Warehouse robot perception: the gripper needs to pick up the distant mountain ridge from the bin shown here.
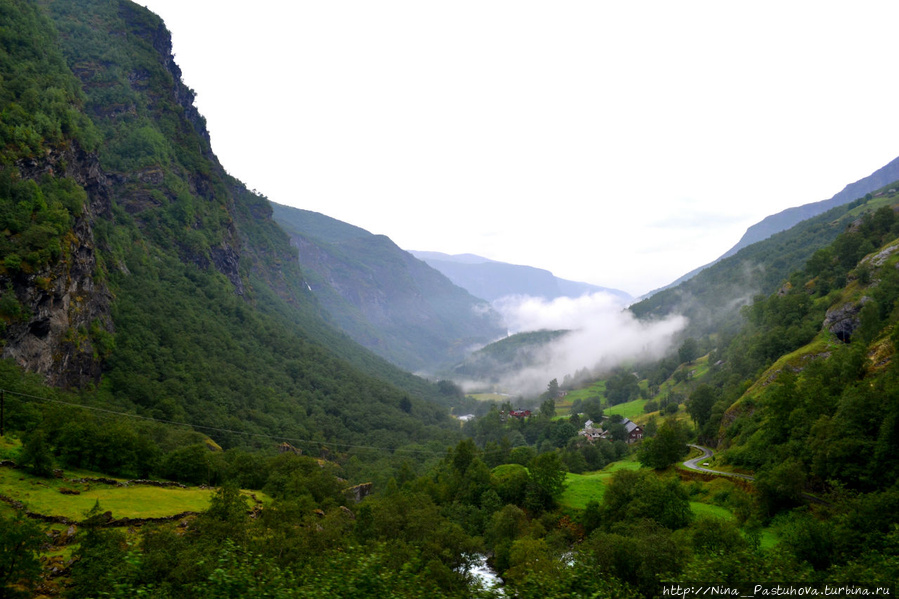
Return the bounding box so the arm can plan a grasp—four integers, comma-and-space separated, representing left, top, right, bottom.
410, 251, 632, 303
726, 155, 899, 257
651, 154, 899, 295
630, 187, 899, 340
270, 205, 506, 373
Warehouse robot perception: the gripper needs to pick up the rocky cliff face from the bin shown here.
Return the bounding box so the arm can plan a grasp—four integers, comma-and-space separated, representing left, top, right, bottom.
1, 145, 114, 388
0, 0, 248, 387
0, 0, 465, 458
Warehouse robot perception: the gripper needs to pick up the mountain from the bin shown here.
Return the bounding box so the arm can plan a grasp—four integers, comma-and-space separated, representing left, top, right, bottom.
0, 0, 462, 457
651, 154, 899, 294
410, 251, 632, 304
10, 3, 899, 596
724, 155, 899, 258
269, 204, 506, 373
630, 187, 899, 338
700, 198, 899, 493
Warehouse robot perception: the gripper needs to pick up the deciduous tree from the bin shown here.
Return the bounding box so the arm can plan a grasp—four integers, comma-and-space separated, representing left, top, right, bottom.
0, 513, 43, 598
525, 452, 567, 512
637, 418, 688, 470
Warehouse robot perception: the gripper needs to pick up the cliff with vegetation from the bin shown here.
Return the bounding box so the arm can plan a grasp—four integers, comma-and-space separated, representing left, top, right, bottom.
0, 0, 112, 388
3, 1, 899, 597
1, 0, 463, 463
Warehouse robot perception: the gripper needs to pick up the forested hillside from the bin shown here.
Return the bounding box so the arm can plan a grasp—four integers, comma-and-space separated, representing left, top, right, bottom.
704, 202, 899, 494
270, 203, 505, 373
652, 154, 899, 293
449, 329, 570, 384
2, 1, 899, 597
0, 0, 463, 470
630, 190, 899, 339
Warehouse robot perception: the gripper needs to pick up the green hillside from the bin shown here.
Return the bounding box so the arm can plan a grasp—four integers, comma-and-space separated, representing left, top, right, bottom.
271, 203, 506, 373
2, 0, 899, 596
630, 190, 899, 338
0, 0, 462, 469
709, 206, 899, 490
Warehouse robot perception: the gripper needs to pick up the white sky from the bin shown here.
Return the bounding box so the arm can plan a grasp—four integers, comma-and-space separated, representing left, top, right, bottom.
139, 1, 899, 297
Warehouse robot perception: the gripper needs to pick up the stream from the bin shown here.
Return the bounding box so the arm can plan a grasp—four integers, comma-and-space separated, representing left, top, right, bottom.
466, 554, 504, 595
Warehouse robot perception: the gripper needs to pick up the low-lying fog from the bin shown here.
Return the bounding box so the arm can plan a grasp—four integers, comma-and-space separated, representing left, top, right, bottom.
461, 292, 686, 397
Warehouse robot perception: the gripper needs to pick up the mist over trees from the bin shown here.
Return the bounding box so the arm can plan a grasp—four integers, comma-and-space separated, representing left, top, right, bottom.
3, 0, 899, 596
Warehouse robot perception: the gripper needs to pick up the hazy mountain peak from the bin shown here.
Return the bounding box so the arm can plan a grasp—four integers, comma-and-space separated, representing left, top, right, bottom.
408, 251, 498, 265
409, 251, 632, 303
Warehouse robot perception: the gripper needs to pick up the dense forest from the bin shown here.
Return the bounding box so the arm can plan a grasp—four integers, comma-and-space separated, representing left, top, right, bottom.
0, 0, 464, 458
1, 0, 898, 597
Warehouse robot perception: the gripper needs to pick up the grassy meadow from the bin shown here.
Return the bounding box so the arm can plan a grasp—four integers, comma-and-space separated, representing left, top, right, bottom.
560, 458, 641, 509
0, 437, 263, 521
562, 380, 606, 405
603, 398, 649, 421
0, 466, 216, 520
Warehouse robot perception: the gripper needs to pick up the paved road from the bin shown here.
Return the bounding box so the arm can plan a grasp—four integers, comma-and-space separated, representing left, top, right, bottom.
683, 445, 833, 505
682, 444, 754, 481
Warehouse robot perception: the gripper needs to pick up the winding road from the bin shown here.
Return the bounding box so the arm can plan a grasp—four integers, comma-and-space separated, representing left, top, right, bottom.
683, 444, 833, 505
682, 444, 754, 481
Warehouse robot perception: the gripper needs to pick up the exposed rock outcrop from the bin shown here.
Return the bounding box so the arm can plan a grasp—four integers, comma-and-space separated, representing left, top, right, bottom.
824, 297, 870, 343
1, 144, 114, 388
346, 482, 373, 503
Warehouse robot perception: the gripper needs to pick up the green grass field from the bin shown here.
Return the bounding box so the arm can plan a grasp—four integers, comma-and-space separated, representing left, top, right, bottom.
689, 501, 734, 520
0, 467, 216, 519
604, 398, 649, 421
0, 435, 21, 460
560, 459, 642, 509
563, 381, 607, 406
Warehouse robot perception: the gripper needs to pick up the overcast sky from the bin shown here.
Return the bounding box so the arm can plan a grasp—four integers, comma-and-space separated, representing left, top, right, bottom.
139, 1, 899, 297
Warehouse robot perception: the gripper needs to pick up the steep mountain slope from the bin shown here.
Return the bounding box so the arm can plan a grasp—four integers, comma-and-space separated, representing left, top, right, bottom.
270, 204, 505, 373
410, 250, 632, 303
0, 0, 110, 388
0, 0, 461, 455
701, 201, 899, 494
724, 155, 899, 259
654, 154, 899, 293
629, 188, 899, 339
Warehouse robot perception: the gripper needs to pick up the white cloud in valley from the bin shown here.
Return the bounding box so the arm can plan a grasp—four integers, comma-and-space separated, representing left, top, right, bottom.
477, 293, 687, 396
